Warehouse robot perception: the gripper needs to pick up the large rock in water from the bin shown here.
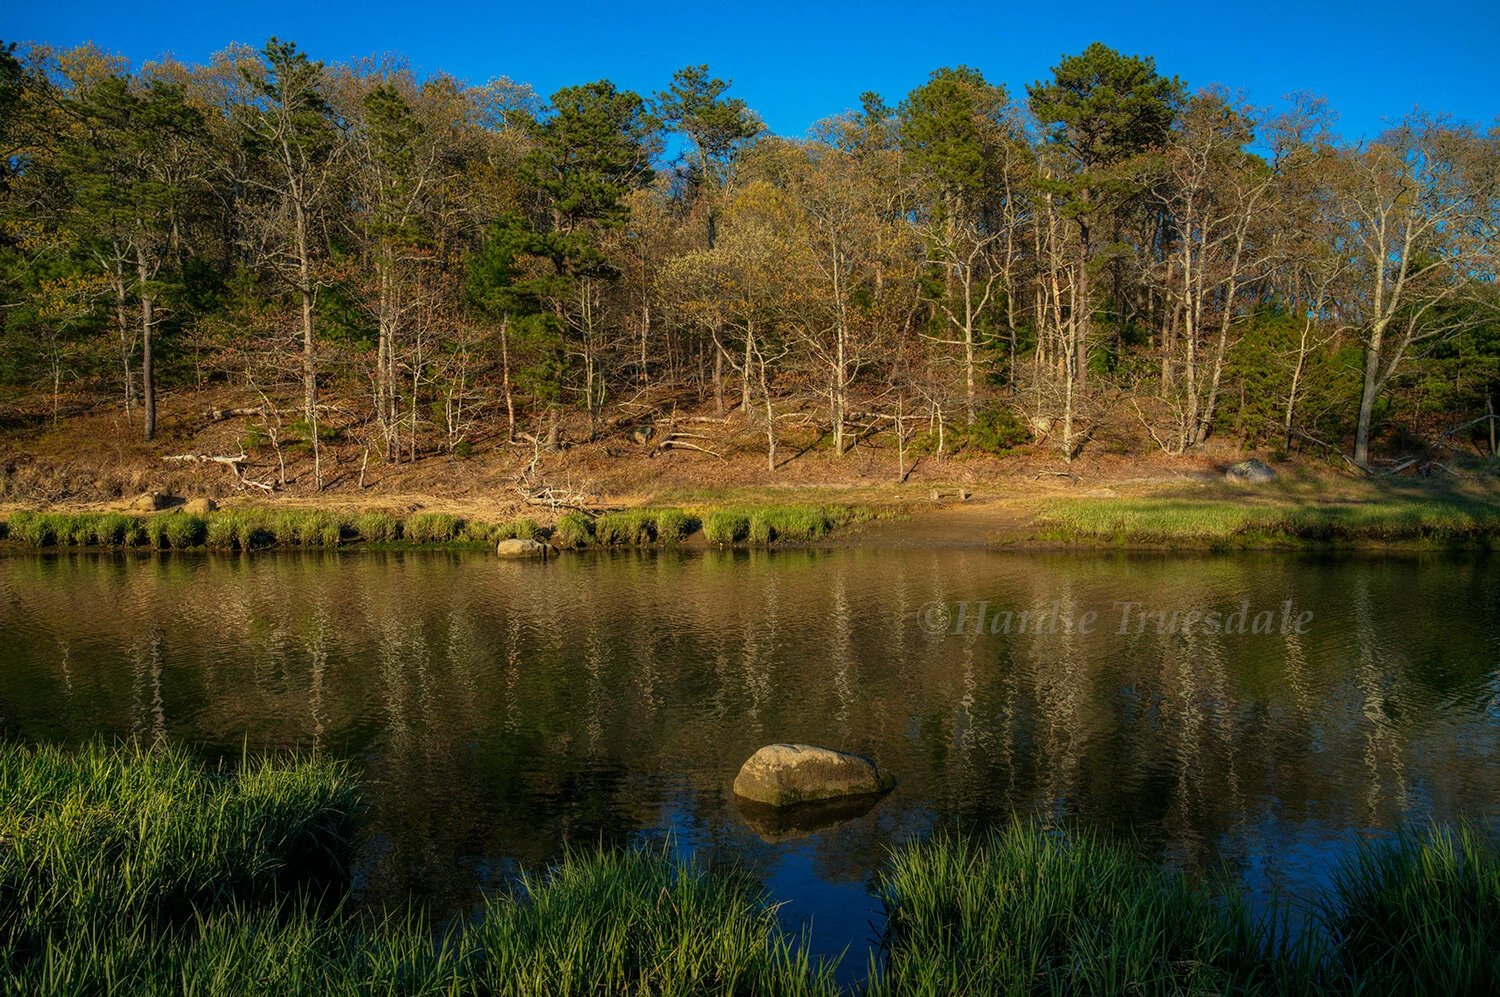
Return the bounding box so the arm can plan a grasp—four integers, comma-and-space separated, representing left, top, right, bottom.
1225, 459, 1277, 484
732, 743, 895, 807
496, 537, 555, 559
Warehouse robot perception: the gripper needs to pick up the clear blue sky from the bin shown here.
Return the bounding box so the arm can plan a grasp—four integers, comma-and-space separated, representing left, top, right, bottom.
7, 0, 1497, 140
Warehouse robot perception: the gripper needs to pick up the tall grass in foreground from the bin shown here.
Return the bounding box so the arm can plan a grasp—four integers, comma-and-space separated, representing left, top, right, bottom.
870, 824, 1279, 996
4, 743, 1494, 995
1318, 824, 1500, 992
0, 742, 360, 937
467, 848, 838, 996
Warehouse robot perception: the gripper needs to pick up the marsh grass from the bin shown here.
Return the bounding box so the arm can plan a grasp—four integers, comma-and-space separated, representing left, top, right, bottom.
553, 511, 595, 548
594, 509, 660, 545
706, 505, 870, 546
468, 846, 838, 996
870, 823, 1280, 996
1034, 494, 1500, 549
702, 510, 749, 545
0, 510, 553, 551
1, 744, 1494, 995
1317, 823, 1500, 992
403, 513, 461, 544
0, 741, 359, 940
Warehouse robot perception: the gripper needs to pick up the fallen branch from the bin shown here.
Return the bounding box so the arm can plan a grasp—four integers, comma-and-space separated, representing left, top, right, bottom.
163, 452, 274, 493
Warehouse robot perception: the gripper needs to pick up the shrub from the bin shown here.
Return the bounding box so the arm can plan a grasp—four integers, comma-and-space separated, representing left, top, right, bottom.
553, 511, 595, 548
965, 403, 1031, 454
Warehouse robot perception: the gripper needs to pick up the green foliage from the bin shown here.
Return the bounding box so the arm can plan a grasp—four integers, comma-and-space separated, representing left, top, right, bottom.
1034, 494, 1500, 549
553, 511, 595, 548
651, 508, 695, 543
963, 403, 1030, 454
468, 846, 836, 996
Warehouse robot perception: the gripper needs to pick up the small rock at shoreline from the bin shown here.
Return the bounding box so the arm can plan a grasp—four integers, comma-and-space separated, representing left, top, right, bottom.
133, 492, 169, 511
733, 743, 895, 807
183, 498, 217, 514
496, 537, 556, 559
1225, 459, 1277, 484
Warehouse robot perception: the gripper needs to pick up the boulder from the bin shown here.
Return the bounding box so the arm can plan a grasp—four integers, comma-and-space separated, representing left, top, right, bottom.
1225, 459, 1277, 484
183, 498, 218, 515
629, 425, 655, 446
496, 537, 555, 559
732, 743, 895, 808
133, 492, 169, 511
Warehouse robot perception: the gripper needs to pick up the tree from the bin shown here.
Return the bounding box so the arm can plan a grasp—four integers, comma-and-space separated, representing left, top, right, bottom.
241, 38, 341, 478
1028, 43, 1183, 386
1330, 117, 1495, 466
900, 66, 1013, 422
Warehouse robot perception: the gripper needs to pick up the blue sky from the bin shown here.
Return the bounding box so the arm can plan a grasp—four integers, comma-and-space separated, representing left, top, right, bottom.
7, 0, 1497, 140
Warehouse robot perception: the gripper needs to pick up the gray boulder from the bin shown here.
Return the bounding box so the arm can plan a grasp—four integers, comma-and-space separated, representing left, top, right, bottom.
133, 492, 169, 511
732, 743, 895, 807
496, 537, 555, 559
183, 498, 217, 515
1225, 459, 1277, 484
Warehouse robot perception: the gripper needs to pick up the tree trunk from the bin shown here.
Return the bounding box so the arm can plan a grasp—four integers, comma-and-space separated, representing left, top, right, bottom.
1354, 325, 1385, 466
138, 257, 156, 443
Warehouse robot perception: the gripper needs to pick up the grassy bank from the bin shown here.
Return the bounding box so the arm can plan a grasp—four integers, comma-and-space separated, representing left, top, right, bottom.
0, 502, 881, 553
3, 743, 1495, 994
1026, 491, 1500, 550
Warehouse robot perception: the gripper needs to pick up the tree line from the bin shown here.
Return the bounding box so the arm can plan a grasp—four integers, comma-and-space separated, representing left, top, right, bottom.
0, 38, 1496, 481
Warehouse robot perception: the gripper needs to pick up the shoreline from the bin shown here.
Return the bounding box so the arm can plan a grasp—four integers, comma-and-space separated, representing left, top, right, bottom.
4, 481, 1500, 553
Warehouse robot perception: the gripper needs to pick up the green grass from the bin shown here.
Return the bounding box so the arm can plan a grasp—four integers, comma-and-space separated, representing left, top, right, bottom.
0, 510, 551, 552
467, 847, 837, 996
870, 823, 1279, 996
592, 508, 699, 545
2, 743, 1495, 994
704, 505, 873, 546
1031, 494, 1500, 550
0, 741, 359, 936
1318, 823, 1500, 992
552, 511, 595, 548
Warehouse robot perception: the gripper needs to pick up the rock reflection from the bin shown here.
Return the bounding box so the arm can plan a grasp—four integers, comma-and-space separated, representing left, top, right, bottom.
735, 792, 890, 844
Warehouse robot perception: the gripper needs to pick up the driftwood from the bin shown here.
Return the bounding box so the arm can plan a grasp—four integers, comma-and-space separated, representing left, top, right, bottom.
163, 452, 274, 493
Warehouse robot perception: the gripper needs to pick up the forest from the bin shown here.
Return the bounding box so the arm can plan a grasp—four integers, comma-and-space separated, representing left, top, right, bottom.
0, 38, 1496, 487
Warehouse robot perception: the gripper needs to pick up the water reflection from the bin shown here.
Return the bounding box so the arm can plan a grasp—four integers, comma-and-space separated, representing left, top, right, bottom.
1, 548, 1498, 958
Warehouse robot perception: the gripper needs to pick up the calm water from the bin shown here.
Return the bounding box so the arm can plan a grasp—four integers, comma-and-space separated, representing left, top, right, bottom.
2, 547, 1498, 966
